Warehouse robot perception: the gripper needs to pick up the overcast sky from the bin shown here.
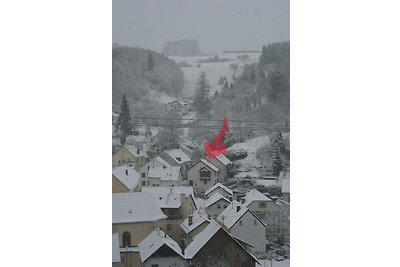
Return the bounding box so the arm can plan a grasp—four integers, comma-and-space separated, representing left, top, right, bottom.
113, 0, 289, 53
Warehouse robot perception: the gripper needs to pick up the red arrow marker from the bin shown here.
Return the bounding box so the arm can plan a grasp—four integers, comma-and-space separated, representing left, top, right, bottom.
204, 116, 228, 158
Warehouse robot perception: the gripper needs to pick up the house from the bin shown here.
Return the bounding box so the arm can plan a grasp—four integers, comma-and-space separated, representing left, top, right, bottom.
165, 97, 193, 116
112, 192, 167, 267
204, 192, 231, 219
217, 200, 268, 253
139, 156, 182, 187
242, 189, 280, 229
205, 182, 233, 199
180, 210, 211, 244
150, 131, 180, 153
141, 186, 197, 241
112, 144, 149, 168
125, 134, 146, 147
138, 228, 186, 267
112, 165, 141, 193
208, 154, 234, 181
159, 148, 192, 179
184, 220, 259, 267
112, 232, 121, 267
186, 159, 220, 192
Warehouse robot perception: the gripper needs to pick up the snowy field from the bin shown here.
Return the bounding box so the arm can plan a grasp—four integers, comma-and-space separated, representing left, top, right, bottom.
228, 135, 271, 178
256, 259, 290, 267
169, 52, 260, 98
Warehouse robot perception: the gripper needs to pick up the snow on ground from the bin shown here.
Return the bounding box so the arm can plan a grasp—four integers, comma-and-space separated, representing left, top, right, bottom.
169, 52, 260, 98
228, 135, 271, 178
256, 259, 290, 267
256, 179, 278, 187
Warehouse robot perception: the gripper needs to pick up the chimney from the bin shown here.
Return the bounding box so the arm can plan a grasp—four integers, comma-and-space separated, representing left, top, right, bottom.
236, 195, 242, 202
241, 198, 246, 204
125, 169, 128, 175
237, 206, 241, 212
188, 215, 193, 226
228, 195, 233, 201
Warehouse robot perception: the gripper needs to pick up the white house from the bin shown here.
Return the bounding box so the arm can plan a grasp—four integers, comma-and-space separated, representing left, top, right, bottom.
180, 209, 211, 244
243, 189, 279, 225
186, 159, 220, 192
217, 200, 268, 253
139, 156, 182, 187
205, 182, 233, 199
160, 148, 192, 179
138, 228, 186, 267
204, 192, 231, 219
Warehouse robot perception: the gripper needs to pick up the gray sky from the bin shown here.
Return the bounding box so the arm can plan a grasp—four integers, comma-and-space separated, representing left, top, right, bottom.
113, 0, 289, 53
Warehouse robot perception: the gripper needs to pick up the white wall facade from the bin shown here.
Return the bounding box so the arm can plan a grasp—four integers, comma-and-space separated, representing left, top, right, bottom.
187, 162, 219, 192
230, 210, 267, 253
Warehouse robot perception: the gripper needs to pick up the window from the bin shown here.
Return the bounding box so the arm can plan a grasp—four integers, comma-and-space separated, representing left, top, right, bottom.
200, 169, 211, 178
141, 173, 146, 178
148, 166, 150, 170
217, 204, 221, 209
254, 219, 257, 225
142, 181, 146, 186
122, 232, 131, 247
203, 180, 207, 185
259, 202, 266, 208
223, 205, 227, 209
147, 181, 149, 186
151, 265, 159, 267
239, 220, 242, 226
189, 180, 194, 186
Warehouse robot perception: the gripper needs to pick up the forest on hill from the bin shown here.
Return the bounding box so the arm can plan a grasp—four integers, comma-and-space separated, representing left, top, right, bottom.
112, 46, 185, 111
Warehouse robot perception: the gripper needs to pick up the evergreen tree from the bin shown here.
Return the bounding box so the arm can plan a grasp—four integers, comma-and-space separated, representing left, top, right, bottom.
270, 131, 287, 175
193, 71, 212, 115
116, 93, 133, 146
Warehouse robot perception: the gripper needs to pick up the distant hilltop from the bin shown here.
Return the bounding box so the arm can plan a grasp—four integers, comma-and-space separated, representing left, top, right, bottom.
162, 39, 200, 56
223, 48, 261, 54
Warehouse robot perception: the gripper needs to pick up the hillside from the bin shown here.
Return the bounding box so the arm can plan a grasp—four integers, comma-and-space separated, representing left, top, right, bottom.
112, 46, 185, 112
162, 39, 200, 56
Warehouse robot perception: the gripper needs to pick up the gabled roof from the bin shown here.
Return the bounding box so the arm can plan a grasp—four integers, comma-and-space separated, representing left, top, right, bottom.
214, 154, 232, 166
124, 144, 147, 157
243, 189, 272, 206
184, 220, 221, 259
112, 166, 140, 190
146, 156, 181, 181
141, 186, 197, 209
184, 220, 260, 264
164, 149, 191, 165
205, 192, 231, 208
199, 159, 219, 172
217, 200, 267, 229
180, 210, 210, 234
112, 192, 167, 224
112, 232, 120, 263
205, 182, 233, 196
166, 99, 185, 107
138, 228, 184, 262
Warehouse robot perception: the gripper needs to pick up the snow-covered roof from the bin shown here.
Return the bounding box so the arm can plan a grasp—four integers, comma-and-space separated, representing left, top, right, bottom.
205, 192, 231, 208
166, 99, 185, 107
243, 189, 272, 206
180, 210, 210, 234
200, 159, 219, 172
138, 228, 184, 263
125, 144, 147, 157
112, 166, 140, 190
184, 220, 221, 259
256, 179, 278, 187
112, 192, 167, 224
205, 182, 233, 196
147, 156, 181, 181
195, 197, 206, 210
112, 232, 120, 263
164, 149, 191, 165
217, 200, 267, 229
141, 186, 196, 209
217, 200, 248, 229
214, 154, 232, 166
